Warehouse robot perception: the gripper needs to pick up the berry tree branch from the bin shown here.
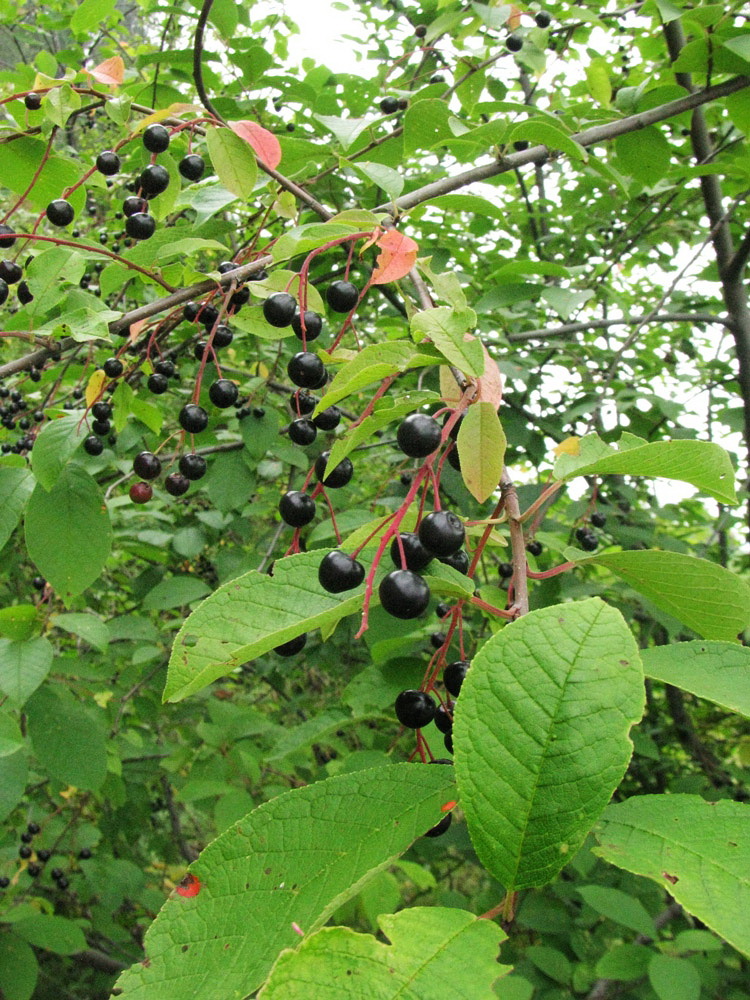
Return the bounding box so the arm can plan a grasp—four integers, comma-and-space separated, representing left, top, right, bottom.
500, 470, 529, 618
506, 312, 738, 342
723, 225, 750, 286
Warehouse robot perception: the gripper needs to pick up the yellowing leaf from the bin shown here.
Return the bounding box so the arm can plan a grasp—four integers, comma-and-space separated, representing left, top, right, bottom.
85, 369, 107, 408
439, 365, 464, 405
229, 120, 282, 169
85, 56, 124, 87
136, 104, 202, 130
457, 402, 506, 503
554, 436, 581, 457
371, 229, 419, 284
93, 690, 114, 708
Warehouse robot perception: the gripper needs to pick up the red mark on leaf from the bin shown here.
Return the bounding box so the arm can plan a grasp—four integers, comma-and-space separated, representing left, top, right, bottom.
662, 872, 679, 885
229, 121, 282, 169
176, 874, 201, 898
371, 229, 419, 285
291, 922, 304, 936
440, 800, 457, 813
84, 56, 124, 87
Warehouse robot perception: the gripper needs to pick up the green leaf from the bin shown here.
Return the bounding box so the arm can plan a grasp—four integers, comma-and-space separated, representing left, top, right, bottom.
31, 415, 87, 491
258, 907, 507, 998
410, 307, 483, 376
155, 238, 228, 263
0, 468, 34, 554
585, 58, 612, 106
13, 915, 87, 956
413, 193, 509, 223
349, 160, 404, 200
569, 550, 750, 641
24, 466, 112, 606
723, 36, 750, 63
615, 126, 671, 185
553, 435, 737, 504
205, 126, 258, 200
642, 641, 750, 717
324, 391, 439, 473
70, 0, 116, 33
113, 764, 455, 1000
165, 552, 367, 702
0, 934, 38, 1000
403, 99, 453, 154
314, 343, 443, 414
595, 795, 750, 958
508, 121, 587, 161
26, 686, 107, 791
577, 885, 654, 936
0, 137, 85, 213
526, 945, 571, 985
649, 0, 684, 22
455, 598, 644, 889
44, 84, 81, 129
0, 750, 28, 823
0, 637, 54, 706
51, 612, 109, 651
594, 944, 652, 981
25, 247, 86, 316
142, 576, 212, 611
648, 954, 701, 1000
314, 114, 375, 150
0, 605, 39, 641
456, 402, 506, 503
0, 712, 23, 757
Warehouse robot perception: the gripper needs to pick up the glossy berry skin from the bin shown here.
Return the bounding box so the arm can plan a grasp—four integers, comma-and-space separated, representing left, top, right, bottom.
78, 847, 92, 860
436, 602, 451, 619
96, 150, 120, 175
288, 418, 317, 446
415, 24, 427, 37
92, 419, 110, 436
27, 862, 41, 877
0, 225, 16, 248
179, 453, 207, 480
165, 472, 190, 496
326, 280, 359, 313
263, 292, 297, 328
139, 164, 170, 197
418, 511, 465, 557
0, 259, 22, 284
143, 123, 170, 153
507, 33, 523, 51
318, 550, 365, 593
147, 373, 169, 394
153, 360, 175, 377
444, 660, 469, 697
397, 413, 441, 458
439, 549, 470, 574
103, 358, 123, 378
389, 532, 433, 572
200, 305, 219, 329
430, 631, 446, 650
212, 324, 233, 348
315, 452, 353, 489
229, 287, 250, 310
535, 10, 551, 27
274, 633, 307, 656
294, 392, 317, 416
126, 213, 155, 240
208, 379, 238, 408
19, 844, 32, 859
379, 570, 430, 619
129, 481, 152, 504
526, 540, 543, 557
36, 849, 51, 862
279, 491, 316, 528
0, 279, 8, 306
46, 199, 75, 227
434, 703, 453, 735
395, 689, 435, 728
313, 406, 341, 431
287, 352, 326, 390
27, 822, 40, 835
83, 434, 104, 456
424, 813, 452, 838
576, 529, 599, 552
380, 96, 399, 113
179, 154, 205, 181
591, 511, 607, 528
25, 92, 42, 110
179, 404, 209, 434
133, 451, 161, 480
91, 402, 111, 420
123, 195, 148, 217
17, 280, 33, 304
498, 561, 513, 578
291, 309, 322, 341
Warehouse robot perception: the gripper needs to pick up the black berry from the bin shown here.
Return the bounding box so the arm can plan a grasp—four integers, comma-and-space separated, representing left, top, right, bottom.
591, 511, 607, 528
165, 473, 190, 496
288, 418, 317, 446
123, 196, 148, 216
153, 360, 175, 377
430, 632, 446, 650
24, 92, 42, 110
434, 703, 453, 734
444, 660, 469, 696
36, 849, 51, 862
179, 453, 207, 480
439, 549, 470, 574
45, 200, 75, 227
526, 540, 543, 556
133, 451, 161, 480
126, 213, 156, 240
379, 570, 430, 619
274, 633, 307, 656
0, 260, 22, 283
208, 379, 238, 408
212, 324, 233, 348
32, 576, 45, 590
17, 280, 33, 304
318, 550, 365, 593
139, 164, 170, 197
287, 352, 327, 389
315, 451, 353, 488
0, 876, 9, 888
418, 510, 465, 556
147, 373, 169, 394
263, 292, 297, 327
19, 845, 32, 858
389, 532, 433, 572
96, 150, 120, 175
179, 154, 205, 181
0, 225, 16, 249
103, 358, 123, 378
78, 847, 92, 860
26, 822, 40, 835
27, 862, 41, 877
576, 528, 599, 552
535, 10, 551, 28
507, 33, 523, 52
498, 562, 513, 578
0, 279, 8, 306
291, 309, 323, 341
395, 689, 435, 728
380, 96, 399, 114
415, 24, 427, 37
92, 419, 110, 436
179, 404, 209, 434
313, 406, 341, 431
279, 491, 316, 528
83, 434, 104, 456
294, 392, 316, 416
397, 413, 441, 458
91, 402, 111, 420
143, 123, 170, 153
51, 867, 64, 880
326, 280, 359, 313
436, 602, 451, 618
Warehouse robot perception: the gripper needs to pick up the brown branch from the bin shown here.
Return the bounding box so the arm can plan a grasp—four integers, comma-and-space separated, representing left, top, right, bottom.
161, 775, 199, 863
500, 470, 529, 617
723, 226, 750, 285
75, 948, 128, 974
508, 312, 737, 342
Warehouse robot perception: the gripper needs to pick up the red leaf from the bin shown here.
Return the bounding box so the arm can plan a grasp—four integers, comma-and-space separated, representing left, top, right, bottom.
85, 56, 124, 87
228, 120, 282, 169
176, 873, 201, 898
371, 229, 419, 285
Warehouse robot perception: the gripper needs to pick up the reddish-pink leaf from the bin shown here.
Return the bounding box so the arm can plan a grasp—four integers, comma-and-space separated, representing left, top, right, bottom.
228, 120, 282, 169
475, 342, 503, 408
371, 229, 419, 284
85, 56, 124, 86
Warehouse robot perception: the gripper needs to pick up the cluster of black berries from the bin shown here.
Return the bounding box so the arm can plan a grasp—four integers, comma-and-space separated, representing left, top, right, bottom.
0, 248, 36, 318
507, 10, 551, 53
0, 379, 42, 454
5, 821, 91, 885
129, 449, 201, 503
576, 511, 606, 552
